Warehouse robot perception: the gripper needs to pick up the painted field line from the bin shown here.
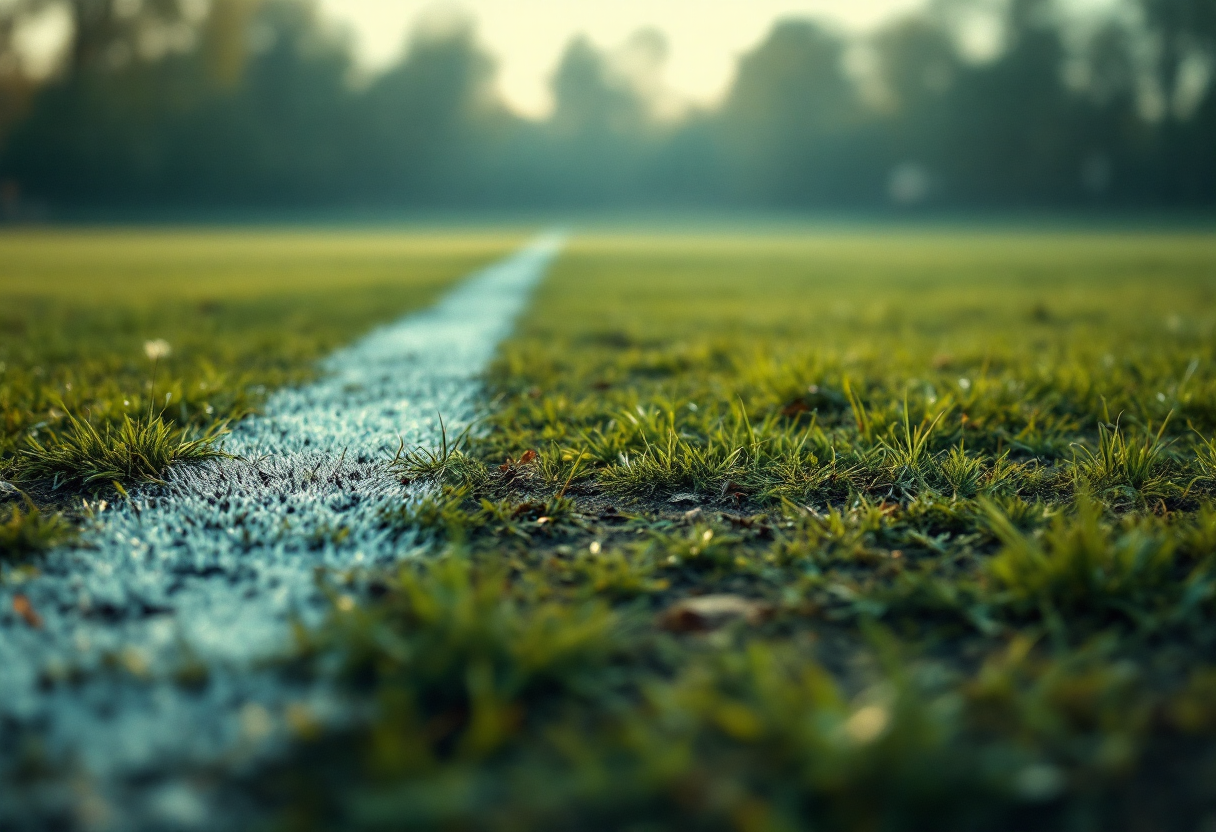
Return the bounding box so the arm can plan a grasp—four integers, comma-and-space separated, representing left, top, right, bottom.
0, 232, 564, 830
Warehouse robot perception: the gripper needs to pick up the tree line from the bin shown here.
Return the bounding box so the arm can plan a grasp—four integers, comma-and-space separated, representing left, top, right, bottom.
0, 0, 1211, 212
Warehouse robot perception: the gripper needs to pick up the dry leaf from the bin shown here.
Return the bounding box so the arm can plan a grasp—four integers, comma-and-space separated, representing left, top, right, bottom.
13, 594, 42, 628
659, 594, 771, 632
501, 449, 539, 473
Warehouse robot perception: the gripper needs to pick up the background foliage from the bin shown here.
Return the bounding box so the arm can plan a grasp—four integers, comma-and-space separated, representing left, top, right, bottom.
0, 0, 1211, 212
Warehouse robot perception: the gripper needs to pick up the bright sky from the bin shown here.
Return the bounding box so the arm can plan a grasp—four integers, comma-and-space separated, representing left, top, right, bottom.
316, 1, 932, 117
10, 0, 1119, 116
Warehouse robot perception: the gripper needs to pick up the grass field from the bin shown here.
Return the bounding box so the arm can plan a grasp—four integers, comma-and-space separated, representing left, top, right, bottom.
272, 230, 1216, 831
0, 229, 520, 545
6, 227, 1216, 830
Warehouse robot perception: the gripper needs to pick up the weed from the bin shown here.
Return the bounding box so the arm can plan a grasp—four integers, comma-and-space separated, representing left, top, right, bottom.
939, 444, 985, 498
881, 398, 949, 486
843, 376, 875, 444
1193, 431, 1216, 484
985, 497, 1179, 627
1073, 412, 1175, 504
390, 416, 488, 489
14, 411, 228, 489
979, 451, 1027, 497
601, 426, 745, 498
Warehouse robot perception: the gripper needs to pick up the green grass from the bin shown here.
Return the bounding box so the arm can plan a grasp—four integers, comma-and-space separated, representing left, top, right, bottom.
274, 230, 1216, 831
7, 227, 1216, 829
0, 500, 73, 558
0, 228, 521, 501
13, 411, 230, 489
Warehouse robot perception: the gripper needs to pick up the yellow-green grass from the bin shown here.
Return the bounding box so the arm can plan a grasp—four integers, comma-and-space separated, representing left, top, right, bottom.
486, 231, 1216, 500
0, 228, 522, 522
282, 230, 1216, 831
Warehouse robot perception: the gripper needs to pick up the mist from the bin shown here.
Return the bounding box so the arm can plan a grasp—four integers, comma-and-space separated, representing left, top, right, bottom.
0, 0, 1211, 216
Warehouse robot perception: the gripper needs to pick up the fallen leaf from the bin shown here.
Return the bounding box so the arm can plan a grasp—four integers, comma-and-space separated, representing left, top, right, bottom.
659, 594, 771, 632
501, 449, 539, 473
13, 594, 42, 628
669, 492, 700, 505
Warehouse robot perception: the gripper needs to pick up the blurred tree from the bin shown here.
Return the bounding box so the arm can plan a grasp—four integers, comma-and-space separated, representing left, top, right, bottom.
1074, 20, 1151, 203
203, 0, 258, 89
0, 2, 36, 215
872, 15, 963, 205
536, 35, 656, 205
938, 0, 1085, 203
58, 0, 192, 76
358, 15, 505, 204
1138, 0, 1216, 203
0, 3, 35, 140
0, 0, 1209, 212
0, 0, 360, 204
1139, 0, 1215, 111
550, 35, 646, 141
717, 20, 872, 206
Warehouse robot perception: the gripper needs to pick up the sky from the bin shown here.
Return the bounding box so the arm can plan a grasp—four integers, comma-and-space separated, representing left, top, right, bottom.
315, 0, 933, 117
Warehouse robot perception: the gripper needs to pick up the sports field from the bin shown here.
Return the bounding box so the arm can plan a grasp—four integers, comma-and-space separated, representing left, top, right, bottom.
0, 230, 520, 503
3, 228, 1216, 830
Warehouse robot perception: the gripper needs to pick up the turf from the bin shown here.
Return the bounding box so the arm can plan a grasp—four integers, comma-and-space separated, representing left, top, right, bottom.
0, 227, 522, 532
275, 230, 1216, 831
7, 227, 1216, 829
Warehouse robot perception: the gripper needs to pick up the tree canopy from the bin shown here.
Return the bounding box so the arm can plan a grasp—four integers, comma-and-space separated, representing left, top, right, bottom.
0, 0, 1210, 213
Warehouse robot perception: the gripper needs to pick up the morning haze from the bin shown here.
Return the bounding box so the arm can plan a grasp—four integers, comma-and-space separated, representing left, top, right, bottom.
0, 0, 1207, 213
